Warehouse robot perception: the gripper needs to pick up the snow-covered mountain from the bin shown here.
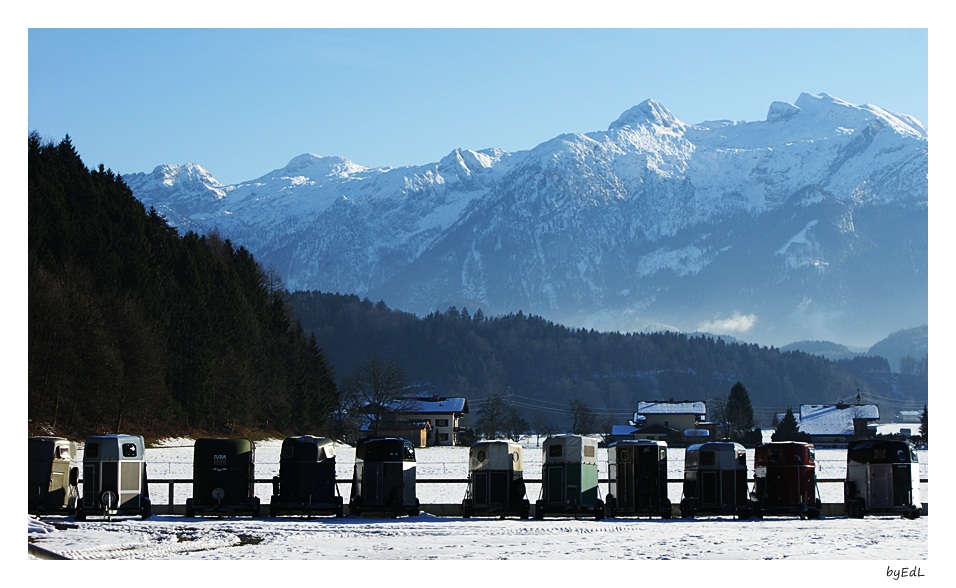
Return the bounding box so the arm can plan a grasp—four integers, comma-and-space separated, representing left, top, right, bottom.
124, 93, 928, 348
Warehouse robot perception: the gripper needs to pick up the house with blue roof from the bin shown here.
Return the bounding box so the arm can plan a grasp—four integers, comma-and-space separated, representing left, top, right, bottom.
385, 396, 469, 446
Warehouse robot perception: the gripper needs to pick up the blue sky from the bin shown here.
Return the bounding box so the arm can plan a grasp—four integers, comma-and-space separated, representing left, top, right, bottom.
26, 27, 928, 185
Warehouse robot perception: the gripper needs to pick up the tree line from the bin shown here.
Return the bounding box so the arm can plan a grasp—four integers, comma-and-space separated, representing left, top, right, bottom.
289, 291, 893, 431
28, 134, 338, 439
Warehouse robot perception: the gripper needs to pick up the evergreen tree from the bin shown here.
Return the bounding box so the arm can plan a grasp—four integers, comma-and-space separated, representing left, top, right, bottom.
725, 381, 756, 441
771, 407, 809, 442
28, 133, 339, 438
920, 404, 928, 443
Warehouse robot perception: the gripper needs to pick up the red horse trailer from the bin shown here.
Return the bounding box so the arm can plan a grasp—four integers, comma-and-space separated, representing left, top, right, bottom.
752, 441, 821, 519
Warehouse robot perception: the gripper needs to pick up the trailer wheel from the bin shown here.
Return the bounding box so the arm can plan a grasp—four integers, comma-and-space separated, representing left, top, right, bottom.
905, 506, 921, 520
680, 498, 695, 519
660, 499, 672, 519
520, 500, 530, 520
605, 495, 617, 518
846, 498, 865, 519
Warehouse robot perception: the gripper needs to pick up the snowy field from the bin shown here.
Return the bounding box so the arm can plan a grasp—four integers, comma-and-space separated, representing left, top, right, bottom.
26, 437, 930, 570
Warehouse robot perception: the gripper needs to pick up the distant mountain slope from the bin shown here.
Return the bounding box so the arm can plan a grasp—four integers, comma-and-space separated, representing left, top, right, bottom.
125, 93, 928, 348
782, 325, 928, 375
868, 325, 929, 372
780, 340, 862, 362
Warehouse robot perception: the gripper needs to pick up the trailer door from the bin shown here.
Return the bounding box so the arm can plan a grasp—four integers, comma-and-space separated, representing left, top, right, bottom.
868, 464, 894, 509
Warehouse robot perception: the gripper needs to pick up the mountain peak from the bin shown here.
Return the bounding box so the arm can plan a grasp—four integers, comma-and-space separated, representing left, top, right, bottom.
792, 92, 926, 137
767, 101, 801, 123
609, 99, 684, 131
277, 153, 367, 179
150, 162, 221, 187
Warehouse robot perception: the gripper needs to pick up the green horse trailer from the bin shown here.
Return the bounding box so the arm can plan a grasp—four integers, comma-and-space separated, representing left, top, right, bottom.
534, 435, 604, 520
186, 438, 261, 517
462, 440, 530, 518
269, 436, 343, 517
28, 436, 79, 516
605, 439, 671, 518
76, 434, 151, 520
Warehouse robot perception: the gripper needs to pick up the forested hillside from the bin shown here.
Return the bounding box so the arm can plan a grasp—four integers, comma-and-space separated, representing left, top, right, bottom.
289, 291, 899, 428
28, 134, 338, 439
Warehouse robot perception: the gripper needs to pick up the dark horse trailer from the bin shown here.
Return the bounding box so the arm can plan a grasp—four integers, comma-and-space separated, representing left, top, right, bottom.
349, 437, 420, 517
605, 439, 671, 518
28, 436, 79, 515
844, 439, 922, 519
270, 436, 343, 517
752, 441, 821, 519
534, 435, 604, 520
680, 441, 752, 519
186, 438, 261, 517
76, 434, 151, 520
462, 440, 530, 518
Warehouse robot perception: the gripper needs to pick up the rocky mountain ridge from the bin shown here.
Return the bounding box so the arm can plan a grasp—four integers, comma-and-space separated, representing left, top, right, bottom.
124, 92, 928, 348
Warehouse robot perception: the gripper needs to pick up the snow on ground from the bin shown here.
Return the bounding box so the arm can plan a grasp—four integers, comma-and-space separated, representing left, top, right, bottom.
25, 438, 930, 576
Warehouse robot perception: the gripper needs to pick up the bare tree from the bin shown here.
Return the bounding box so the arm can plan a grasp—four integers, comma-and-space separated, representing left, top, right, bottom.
710, 394, 730, 439
568, 398, 597, 435
341, 355, 409, 436
531, 411, 553, 447
476, 393, 508, 439
504, 405, 529, 442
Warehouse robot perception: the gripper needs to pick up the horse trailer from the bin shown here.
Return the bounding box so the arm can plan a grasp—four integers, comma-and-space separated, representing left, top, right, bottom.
269, 436, 343, 517
186, 438, 261, 517
349, 437, 420, 517
28, 436, 79, 515
462, 440, 530, 518
534, 435, 604, 520
680, 441, 752, 519
606, 439, 671, 518
76, 434, 151, 520
752, 441, 821, 519
844, 439, 922, 519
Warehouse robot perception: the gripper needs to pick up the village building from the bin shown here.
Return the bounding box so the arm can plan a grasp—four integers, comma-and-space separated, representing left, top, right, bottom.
381, 396, 469, 447
608, 400, 714, 444
795, 403, 881, 444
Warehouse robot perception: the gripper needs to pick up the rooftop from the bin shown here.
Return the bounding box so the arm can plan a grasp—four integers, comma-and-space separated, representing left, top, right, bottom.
798, 404, 880, 436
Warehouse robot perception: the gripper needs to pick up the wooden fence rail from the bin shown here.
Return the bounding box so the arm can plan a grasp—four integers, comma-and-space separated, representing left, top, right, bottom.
141, 477, 928, 509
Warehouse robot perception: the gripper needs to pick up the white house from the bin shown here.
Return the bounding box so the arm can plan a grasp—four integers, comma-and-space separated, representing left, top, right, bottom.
796, 403, 880, 444
390, 396, 469, 446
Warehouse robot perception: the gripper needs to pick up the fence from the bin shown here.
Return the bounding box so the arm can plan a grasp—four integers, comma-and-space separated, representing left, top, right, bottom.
139, 476, 928, 518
